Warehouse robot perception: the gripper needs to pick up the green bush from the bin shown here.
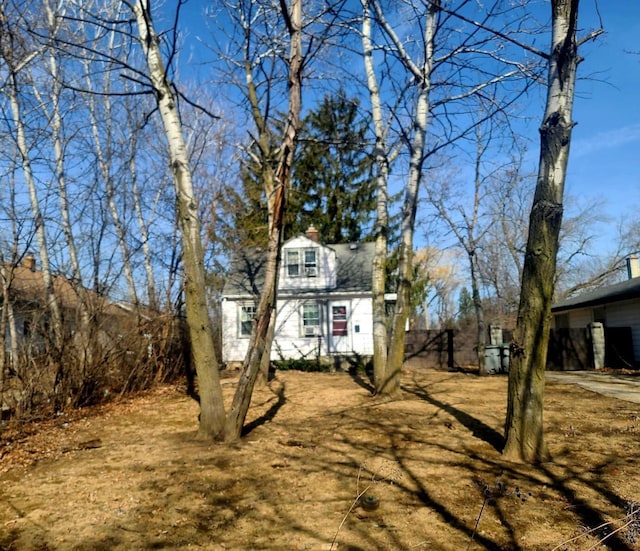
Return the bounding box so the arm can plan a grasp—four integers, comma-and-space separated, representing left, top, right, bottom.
273, 358, 329, 372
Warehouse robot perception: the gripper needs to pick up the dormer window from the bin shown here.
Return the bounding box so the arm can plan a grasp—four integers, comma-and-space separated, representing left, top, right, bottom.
286, 248, 317, 278
286, 250, 300, 277
304, 249, 317, 277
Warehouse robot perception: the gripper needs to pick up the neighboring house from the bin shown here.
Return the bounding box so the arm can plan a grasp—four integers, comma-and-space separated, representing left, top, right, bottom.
222, 227, 378, 365
0, 255, 161, 357
551, 257, 640, 368
0, 255, 90, 353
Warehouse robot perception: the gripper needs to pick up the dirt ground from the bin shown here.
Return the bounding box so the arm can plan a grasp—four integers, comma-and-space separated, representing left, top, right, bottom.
1, 367, 639, 551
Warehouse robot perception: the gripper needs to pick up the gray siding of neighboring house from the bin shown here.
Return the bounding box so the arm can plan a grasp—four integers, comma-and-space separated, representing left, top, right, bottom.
553, 297, 640, 363
554, 308, 592, 329
605, 298, 640, 362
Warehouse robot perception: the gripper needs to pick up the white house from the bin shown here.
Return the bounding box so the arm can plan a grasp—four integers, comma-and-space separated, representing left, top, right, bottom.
221, 227, 376, 365
551, 256, 640, 368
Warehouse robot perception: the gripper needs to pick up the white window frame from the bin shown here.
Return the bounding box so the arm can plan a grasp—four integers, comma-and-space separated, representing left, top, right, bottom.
304, 248, 317, 277
302, 302, 320, 337
286, 247, 318, 278
286, 250, 301, 277
239, 303, 256, 337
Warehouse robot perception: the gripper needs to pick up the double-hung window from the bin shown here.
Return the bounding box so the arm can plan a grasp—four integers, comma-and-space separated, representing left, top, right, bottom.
240, 304, 256, 337
302, 303, 320, 337
286, 248, 317, 278
286, 250, 300, 277
304, 249, 317, 277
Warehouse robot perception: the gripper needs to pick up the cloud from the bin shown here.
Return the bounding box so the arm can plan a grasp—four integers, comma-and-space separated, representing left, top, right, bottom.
572, 124, 640, 158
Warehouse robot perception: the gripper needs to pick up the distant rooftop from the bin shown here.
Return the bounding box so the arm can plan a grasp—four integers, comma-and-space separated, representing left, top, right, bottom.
552, 276, 640, 312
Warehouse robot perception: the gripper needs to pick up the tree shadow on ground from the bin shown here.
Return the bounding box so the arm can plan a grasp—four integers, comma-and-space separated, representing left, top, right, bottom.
403, 373, 504, 452
537, 458, 638, 551
319, 404, 521, 550
242, 380, 286, 436
5, 371, 638, 551
392, 450, 518, 551
400, 373, 637, 549
344, 354, 375, 394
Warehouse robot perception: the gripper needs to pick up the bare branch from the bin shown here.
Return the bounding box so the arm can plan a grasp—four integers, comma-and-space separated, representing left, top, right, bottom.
438, 4, 550, 60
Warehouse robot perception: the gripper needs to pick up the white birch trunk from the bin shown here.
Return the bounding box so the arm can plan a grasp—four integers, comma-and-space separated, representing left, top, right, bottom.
382, 0, 437, 396
132, 0, 226, 439
7, 75, 64, 352
40, 1, 93, 352
362, 0, 390, 393
83, 36, 139, 307
0, 263, 10, 377
128, 132, 158, 310
224, 0, 303, 441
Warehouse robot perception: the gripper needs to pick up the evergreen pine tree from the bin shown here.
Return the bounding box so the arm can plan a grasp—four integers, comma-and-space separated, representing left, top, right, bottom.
288, 90, 375, 243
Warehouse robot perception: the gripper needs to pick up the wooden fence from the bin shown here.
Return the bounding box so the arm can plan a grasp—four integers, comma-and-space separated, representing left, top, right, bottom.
404, 329, 508, 370
404, 327, 636, 371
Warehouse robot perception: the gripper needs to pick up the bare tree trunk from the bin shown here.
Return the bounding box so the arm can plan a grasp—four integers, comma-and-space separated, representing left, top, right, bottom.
132, 0, 226, 439
224, 0, 303, 441
126, 116, 158, 311
0, 262, 19, 390
1, 174, 21, 372
39, 1, 95, 370
470, 253, 486, 374
362, 0, 438, 396
7, 293, 19, 372
469, 126, 487, 375
362, 0, 390, 393
0, 261, 10, 381
7, 74, 64, 353
503, 0, 584, 463
258, 311, 276, 385
381, 1, 437, 397
83, 35, 139, 307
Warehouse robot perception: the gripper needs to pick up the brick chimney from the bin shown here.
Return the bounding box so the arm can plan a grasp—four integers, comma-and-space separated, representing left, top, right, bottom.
23, 254, 36, 272
627, 256, 640, 279
305, 225, 319, 242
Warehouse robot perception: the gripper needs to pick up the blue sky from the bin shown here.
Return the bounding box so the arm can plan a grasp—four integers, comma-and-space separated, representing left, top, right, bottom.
565, 2, 640, 251
168, 0, 639, 257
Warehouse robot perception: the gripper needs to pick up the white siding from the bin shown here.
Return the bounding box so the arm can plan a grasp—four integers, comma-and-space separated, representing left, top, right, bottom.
221, 298, 251, 363
349, 297, 374, 355
280, 236, 337, 291
222, 235, 374, 364
271, 297, 325, 360
222, 294, 374, 363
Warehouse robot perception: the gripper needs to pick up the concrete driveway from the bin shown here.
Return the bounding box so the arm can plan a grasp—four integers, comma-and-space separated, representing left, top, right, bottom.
546, 371, 640, 404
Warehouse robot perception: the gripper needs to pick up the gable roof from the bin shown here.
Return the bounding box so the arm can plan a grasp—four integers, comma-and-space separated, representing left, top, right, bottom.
223, 249, 268, 297
2, 262, 163, 321
222, 240, 375, 297
332, 242, 375, 292
2, 263, 89, 310
552, 277, 640, 312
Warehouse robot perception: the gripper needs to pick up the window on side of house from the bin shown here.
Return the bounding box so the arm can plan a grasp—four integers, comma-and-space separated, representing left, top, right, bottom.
286, 250, 300, 277
240, 304, 256, 337
304, 248, 317, 277
302, 302, 320, 337
286, 247, 318, 278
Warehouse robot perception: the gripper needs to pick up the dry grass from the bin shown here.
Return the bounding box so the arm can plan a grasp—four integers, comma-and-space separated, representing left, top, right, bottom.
1, 367, 639, 550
